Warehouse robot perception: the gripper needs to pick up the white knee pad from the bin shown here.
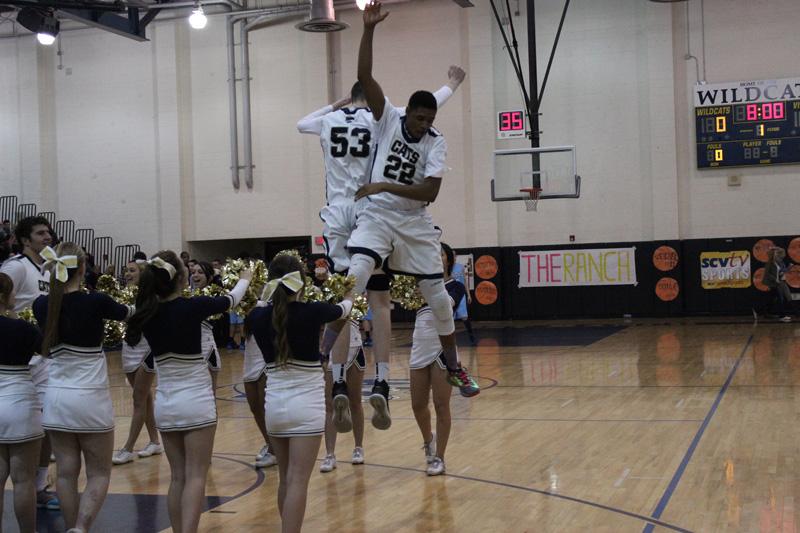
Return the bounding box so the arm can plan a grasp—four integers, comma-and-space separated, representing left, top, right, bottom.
348, 253, 377, 295
417, 278, 455, 336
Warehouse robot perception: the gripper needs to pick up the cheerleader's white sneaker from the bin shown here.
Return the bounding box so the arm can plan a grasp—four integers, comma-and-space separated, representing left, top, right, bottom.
352, 447, 365, 465
320, 454, 337, 473
137, 442, 163, 458
112, 450, 135, 465
426, 457, 445, 476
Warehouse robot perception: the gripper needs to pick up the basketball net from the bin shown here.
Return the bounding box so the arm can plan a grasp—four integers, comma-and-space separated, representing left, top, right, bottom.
520, 187, 541, 212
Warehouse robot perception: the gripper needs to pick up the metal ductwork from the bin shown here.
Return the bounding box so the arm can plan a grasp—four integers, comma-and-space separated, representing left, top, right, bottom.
296, 0, 347, 33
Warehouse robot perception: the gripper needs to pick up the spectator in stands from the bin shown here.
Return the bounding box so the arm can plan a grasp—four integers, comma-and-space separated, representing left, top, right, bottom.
764, 247, 793, 322
0, 219, 11, 241
180, 251, 190, 268
212, 259, 223, 277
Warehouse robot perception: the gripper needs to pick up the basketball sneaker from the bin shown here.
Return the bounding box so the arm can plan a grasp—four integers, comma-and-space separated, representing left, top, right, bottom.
422, 434, 436, 464
332, 381, 353, 433
426, 457, 446, 476
352, 447, 365, 465
447, 365, 480, 397
320, 454, 337, 473
369, 379, 392, 430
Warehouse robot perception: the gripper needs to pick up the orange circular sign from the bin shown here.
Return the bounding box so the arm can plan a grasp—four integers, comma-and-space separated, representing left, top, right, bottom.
474, 255, 498, 280
752, 267, 769, 292
789, 238, 800, 263
786, 265, 800, 289
753, 239, 775, 262
475, 281, 498, 305
655, 277, 679, 302
653, 246, 679, 272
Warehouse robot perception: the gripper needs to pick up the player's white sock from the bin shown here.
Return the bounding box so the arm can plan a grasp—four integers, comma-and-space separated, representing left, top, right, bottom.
36, 467, 49, 492
332, 363, 346, 384
376, 362, 389, 382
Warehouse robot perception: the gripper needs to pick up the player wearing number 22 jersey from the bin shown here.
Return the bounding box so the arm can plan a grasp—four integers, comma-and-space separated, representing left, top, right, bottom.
297, 82, 454, 273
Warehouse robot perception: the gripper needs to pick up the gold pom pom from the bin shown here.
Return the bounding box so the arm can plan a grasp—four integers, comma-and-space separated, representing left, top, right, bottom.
17, 307, 37, 325
390, 275, 425, 311
275, 249, 305, 268
303, 278, 324, 303
349, 294, 369, 321
321, 274, 355, 303
221, 258, 270, 317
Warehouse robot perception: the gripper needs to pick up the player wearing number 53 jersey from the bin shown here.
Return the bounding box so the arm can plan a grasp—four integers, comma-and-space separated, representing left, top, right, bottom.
297, 80, 457, 273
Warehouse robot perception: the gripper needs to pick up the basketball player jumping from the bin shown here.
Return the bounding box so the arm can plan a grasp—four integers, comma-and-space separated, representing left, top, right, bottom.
325, 1, 480, 427
298, 60, 466, 432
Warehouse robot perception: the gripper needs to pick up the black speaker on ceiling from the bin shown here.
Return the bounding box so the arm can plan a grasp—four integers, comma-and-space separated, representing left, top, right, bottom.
16, 7, 60, 37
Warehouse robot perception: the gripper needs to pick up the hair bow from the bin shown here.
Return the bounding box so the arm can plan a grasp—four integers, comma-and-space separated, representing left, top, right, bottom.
40, 246, 78, 283
261, 271, 304, 302
148, 257, 177, 280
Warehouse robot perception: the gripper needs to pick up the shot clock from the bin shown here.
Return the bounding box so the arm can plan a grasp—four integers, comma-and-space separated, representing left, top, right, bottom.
694, 77, 800, 169
497, 110, 526, 140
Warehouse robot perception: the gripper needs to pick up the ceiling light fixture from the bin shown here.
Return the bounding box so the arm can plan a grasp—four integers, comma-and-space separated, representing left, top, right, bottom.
189, 4, 207, 29
17, 7, 59, 45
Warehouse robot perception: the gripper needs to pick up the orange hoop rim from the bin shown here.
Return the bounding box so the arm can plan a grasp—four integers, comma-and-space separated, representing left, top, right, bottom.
519, 187, 542, 198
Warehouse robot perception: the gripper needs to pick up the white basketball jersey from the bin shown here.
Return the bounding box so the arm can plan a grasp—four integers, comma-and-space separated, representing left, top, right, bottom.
0, 254, 50, 311
301, 107, 375, 205
368, 97, 447, 212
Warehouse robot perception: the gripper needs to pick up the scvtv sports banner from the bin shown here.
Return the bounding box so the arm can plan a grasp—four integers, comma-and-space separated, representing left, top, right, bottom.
700, 251, 751, 289
518, 248, 637, 288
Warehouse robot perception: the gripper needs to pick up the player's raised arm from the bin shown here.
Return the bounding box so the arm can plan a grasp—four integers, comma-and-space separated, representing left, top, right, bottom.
358, 2, 389, 120
296, 97, 351, 135
432, 65, 466, 109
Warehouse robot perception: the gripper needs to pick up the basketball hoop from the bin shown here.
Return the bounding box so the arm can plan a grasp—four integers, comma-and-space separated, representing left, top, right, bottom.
520, 187, 541, 211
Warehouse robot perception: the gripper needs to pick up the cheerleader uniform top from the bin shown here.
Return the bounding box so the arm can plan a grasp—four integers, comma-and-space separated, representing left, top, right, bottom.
32, 292, 131, 389
0, 315, 42, 367
247, 301, 348, 370
142, 295, 238, 360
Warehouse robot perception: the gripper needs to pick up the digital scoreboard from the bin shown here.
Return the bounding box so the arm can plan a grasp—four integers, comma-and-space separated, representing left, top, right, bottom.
694, 77, 800, 169
497, 110, 526, 140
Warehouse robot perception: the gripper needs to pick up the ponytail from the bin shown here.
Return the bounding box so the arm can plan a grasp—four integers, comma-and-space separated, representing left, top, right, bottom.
266, 253, 306, 367
41, 242, 85, 356
125, 250, 184, 346
271, 286, 292, 367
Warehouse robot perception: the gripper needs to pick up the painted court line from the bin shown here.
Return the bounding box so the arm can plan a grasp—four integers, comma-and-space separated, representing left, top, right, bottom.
642, 334, 754, 533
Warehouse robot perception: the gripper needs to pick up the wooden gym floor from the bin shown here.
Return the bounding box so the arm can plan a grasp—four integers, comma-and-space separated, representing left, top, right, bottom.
4, 317, 798, 532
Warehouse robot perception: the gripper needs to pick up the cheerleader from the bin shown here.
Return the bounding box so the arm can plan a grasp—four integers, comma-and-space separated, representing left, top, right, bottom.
320, 320, 365, 473
32, 243, 133, 532
190, 261, 224, 389
247, 254, 352, 533
0, 273, 44, 533
242, 328, 278, 468
409, 243, 466, 476
125, 251, 250, 533
113, 260, 162, 465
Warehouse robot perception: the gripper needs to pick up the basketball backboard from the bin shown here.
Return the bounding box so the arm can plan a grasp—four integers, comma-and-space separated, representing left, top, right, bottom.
491, 146, 581, 202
